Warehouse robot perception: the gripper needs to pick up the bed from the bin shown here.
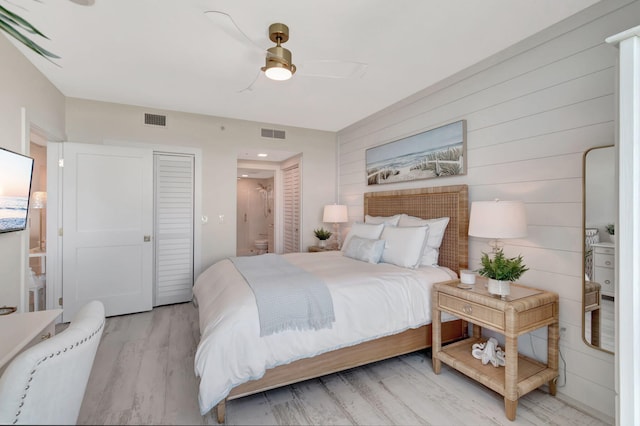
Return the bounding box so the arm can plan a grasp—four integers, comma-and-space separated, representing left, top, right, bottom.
194, 184, 469, 422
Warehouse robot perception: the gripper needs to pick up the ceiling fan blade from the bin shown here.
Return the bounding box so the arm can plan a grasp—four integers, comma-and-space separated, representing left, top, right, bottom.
297, 60, 368, 79
237, 69, 263, 93
204, 10, 270, 57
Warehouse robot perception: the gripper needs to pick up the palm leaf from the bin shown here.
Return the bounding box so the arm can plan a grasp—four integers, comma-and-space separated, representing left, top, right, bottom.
0, 4, 48, 38
0, 3, 59, 60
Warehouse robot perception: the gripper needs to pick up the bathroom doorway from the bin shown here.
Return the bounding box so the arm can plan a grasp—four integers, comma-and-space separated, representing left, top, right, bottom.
28, 134, 48, 312
236, 169, 274, 256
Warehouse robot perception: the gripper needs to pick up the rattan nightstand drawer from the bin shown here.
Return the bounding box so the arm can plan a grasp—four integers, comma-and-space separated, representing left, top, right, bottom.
438, 293, 505, 330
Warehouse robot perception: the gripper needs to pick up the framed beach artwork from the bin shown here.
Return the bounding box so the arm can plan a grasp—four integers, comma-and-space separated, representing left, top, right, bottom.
366, 120, 467, 185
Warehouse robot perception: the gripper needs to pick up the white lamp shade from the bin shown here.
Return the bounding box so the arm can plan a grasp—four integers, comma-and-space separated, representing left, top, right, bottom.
468, 200, 527, 239
31, 191, 47, 209
323, 204, 348, 223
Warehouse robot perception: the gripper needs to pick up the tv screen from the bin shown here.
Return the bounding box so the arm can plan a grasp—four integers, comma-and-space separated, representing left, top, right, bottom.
0, 147, 35, 234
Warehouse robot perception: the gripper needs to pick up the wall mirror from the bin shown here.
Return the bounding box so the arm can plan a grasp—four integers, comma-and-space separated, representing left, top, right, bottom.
582, 145, 615, 354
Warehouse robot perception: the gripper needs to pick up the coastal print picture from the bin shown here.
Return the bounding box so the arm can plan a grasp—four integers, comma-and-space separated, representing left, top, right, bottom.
0, 149, 33, 233
366, 120, 467, 185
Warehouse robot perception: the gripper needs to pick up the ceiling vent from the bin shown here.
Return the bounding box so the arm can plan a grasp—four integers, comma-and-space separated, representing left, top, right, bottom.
261, 128, 286, 139
144, 113, 167, 127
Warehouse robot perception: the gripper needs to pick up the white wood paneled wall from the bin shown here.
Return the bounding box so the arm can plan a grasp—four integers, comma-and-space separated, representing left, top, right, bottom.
337, 1, 639, 420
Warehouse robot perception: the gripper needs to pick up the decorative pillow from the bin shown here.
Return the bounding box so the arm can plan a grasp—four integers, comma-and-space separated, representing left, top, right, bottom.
341, 222, 385, 251
379, 225, 430, 269
343, 236, 386, 264
364, 214, 401, 226
397, 215, 450, 266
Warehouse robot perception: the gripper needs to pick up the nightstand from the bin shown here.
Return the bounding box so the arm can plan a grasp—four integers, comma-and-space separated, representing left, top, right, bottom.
308, 245, 338, 252
432, 277, 559, 421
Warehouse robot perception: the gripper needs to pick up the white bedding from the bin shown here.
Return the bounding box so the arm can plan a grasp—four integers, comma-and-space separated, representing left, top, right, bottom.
193, 251, 458, 415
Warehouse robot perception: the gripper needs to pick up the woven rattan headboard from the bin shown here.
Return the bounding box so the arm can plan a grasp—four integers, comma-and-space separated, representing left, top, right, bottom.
364, 185, 468, 272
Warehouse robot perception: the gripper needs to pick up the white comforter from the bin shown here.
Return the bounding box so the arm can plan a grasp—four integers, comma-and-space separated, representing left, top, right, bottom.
193, 251, 457, 415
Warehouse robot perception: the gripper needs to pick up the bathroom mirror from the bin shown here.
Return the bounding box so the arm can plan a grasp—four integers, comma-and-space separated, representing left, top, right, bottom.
582, 145, 615, 354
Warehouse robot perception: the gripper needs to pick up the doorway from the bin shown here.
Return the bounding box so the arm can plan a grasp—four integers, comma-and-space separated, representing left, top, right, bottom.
236, 170, 274, 256
27, 136, 47, 312
46, 141, 202, 321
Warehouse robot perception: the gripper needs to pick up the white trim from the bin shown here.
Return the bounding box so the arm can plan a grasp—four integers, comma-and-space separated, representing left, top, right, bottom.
46, 142, 63, 316
607, 28, 640, 426
19, 108, 28, 313
606, 24, 640, 45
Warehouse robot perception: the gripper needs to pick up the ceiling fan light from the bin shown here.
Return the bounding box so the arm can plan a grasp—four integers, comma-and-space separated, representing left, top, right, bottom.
265, 64, 293, 81
262, 45, 296, 81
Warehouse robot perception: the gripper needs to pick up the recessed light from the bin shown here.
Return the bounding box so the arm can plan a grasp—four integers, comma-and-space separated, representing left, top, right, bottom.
241, 174, 248, 178
257, 153, 268, 157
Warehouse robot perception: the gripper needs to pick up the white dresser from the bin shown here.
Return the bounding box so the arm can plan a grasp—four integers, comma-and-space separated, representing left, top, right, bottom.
592, 242, 615, 298
0, 309, 62, 372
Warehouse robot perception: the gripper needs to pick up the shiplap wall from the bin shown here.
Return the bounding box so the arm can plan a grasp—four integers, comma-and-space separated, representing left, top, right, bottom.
337, 1, 639, 420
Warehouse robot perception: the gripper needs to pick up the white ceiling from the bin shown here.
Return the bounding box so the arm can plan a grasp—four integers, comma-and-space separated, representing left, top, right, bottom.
11, 0, 599, 132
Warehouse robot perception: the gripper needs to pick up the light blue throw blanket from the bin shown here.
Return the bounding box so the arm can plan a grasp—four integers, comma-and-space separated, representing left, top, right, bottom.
229, 254, 335, 336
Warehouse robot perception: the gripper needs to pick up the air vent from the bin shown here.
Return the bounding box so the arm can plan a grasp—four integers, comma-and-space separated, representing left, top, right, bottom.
144, 113, 167, 127
261, 128, 286, 139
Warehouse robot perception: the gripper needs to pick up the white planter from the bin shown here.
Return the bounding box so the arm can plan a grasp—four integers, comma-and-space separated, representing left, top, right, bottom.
318, 239, 327, 248
487, 278, 510, 297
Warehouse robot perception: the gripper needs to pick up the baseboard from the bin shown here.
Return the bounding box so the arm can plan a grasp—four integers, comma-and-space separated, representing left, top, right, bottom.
550, 387, 615, 425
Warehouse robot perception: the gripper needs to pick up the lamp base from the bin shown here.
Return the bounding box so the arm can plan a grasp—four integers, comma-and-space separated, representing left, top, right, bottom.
333, 223, 342, 249
489, 239, 504, 253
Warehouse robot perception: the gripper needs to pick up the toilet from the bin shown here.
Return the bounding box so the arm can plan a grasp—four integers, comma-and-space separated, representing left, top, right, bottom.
255, 239, 268, 254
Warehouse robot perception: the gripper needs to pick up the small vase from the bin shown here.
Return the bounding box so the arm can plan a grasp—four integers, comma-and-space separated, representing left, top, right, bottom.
318, 239, 327, 248
609, 234, 616, 244
487, 278, 510, 297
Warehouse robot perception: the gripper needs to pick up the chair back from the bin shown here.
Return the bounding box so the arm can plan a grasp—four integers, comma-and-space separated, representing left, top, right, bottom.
0, 300, 105, 425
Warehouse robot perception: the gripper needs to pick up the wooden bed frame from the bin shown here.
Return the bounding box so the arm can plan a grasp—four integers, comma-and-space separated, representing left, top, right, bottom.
215, 184, 469, 422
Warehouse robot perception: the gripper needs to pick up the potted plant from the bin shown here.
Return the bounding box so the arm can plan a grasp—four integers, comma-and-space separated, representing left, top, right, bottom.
606, 223, 615, 244
477, 249, 529, 297
313, 227, 332, 248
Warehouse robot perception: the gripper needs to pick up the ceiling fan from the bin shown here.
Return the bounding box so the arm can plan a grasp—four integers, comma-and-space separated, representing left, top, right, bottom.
204, 11, 367, 91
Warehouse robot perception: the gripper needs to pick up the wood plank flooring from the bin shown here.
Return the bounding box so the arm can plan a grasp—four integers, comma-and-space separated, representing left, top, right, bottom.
584, 298, 615, 353
75, 303, 610, 425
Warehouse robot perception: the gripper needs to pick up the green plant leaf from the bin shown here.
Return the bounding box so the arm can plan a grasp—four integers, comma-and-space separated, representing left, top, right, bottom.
0, 4, 59, 60
313, 227, 332, 240
0, 4, 48, 38
476, 249, 529, 281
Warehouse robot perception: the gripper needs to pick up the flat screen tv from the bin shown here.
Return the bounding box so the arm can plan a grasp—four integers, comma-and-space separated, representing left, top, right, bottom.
0, 147, 34, 234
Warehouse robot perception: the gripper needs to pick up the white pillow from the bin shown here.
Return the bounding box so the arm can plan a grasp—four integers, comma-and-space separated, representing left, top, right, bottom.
343, 236, 386, 264
364, 214, 401, 226
397, 215, 450, 266
380, 225, 430, 269
341, 222, 385, 251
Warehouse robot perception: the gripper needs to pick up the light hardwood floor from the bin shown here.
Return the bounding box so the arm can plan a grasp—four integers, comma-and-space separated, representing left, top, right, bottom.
584, 298, 615, 353
74, 303, 609, 425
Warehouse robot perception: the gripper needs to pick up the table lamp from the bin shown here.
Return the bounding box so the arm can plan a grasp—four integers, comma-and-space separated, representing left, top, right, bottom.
323, 204, 348, 249
468, 199, 527, 252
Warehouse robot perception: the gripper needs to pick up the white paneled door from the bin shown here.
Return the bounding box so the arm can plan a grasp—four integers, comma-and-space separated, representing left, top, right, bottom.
62, 143, 153, 321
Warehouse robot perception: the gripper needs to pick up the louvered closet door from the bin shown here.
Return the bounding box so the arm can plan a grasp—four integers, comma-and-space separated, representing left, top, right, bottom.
283, 163, 300, 253
154, 153, 195, 306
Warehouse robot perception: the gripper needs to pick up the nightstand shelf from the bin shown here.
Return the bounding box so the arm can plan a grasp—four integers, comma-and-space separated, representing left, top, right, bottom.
437, 337, 555, 398
432, 278, 559, 421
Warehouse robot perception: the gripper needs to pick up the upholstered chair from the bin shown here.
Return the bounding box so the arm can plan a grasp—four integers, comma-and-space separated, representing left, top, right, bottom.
0, 300, 105, 425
